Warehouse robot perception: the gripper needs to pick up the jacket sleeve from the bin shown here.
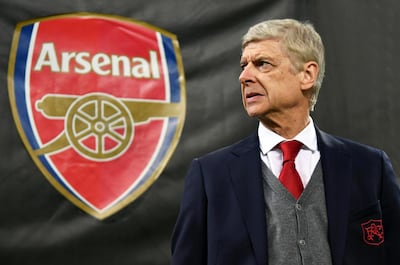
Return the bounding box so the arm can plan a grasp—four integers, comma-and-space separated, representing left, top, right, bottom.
171, 159, 207, 265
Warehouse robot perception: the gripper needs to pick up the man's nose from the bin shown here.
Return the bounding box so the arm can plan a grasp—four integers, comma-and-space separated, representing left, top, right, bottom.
239, 63, 256, 84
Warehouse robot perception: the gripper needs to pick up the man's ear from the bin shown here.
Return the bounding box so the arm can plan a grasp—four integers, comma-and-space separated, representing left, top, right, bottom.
300, 61, 319, 91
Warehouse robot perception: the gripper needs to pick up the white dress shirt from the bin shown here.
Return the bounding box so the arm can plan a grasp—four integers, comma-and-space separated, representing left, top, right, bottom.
258, 117, 320, 188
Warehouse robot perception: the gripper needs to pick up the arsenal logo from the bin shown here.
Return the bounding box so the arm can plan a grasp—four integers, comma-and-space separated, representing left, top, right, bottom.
361, 219, 384, 246
8, 13, 186, 219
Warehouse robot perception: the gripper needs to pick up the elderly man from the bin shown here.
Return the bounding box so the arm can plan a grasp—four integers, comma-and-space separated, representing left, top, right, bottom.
171, 18, 400, 265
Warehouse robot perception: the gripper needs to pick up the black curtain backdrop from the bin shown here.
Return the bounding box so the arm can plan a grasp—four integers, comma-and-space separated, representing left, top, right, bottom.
0, 0, 399, 264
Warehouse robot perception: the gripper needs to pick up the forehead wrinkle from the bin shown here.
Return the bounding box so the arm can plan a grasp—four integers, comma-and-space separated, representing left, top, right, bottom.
241, 41, 285, 64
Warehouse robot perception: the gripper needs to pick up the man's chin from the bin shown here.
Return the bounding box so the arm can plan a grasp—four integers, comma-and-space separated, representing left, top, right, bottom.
245, 110, 261, 118
245, 105, 262, 117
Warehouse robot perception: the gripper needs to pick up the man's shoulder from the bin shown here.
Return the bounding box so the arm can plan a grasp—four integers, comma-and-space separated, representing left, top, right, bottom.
198, 133, 258, 162
317, 129, 383, 156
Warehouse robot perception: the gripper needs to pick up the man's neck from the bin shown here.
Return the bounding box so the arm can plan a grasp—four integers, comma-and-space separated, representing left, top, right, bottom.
260, 114, 310, 139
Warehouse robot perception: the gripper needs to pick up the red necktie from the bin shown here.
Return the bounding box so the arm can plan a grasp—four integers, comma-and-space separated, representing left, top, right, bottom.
278, 140, 304, 199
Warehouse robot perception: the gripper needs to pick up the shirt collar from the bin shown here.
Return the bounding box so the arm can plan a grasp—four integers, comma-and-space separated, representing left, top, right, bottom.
258, 117, 318, 155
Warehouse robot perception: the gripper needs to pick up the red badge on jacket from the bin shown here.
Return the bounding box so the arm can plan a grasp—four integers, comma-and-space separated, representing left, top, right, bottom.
361, 219, 384, 246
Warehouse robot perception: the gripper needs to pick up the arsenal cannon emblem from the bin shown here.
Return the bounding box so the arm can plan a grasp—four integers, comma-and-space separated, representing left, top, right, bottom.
8, 13, 186, 219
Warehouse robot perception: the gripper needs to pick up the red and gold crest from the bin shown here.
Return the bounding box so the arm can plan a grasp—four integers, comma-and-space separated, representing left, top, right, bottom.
8, 13, 186, 219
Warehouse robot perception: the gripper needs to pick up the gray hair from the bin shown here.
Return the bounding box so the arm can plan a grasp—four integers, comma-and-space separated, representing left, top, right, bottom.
242, 19, 325, 111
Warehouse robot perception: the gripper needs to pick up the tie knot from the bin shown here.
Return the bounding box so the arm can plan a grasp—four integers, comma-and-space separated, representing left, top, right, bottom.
278, 140, 302, 162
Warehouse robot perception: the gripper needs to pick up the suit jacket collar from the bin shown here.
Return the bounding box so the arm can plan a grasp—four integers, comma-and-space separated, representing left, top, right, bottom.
228, 129, 352, 265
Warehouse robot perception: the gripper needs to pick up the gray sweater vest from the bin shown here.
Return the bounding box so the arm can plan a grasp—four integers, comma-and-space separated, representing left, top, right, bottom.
261, 161, 333, 265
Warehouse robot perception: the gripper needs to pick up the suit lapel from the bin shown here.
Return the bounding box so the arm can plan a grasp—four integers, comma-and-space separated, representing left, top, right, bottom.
229, 134, 268, 265
317, 128, 352, 265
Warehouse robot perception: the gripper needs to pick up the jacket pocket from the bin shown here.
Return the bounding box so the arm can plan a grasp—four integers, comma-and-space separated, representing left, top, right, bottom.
344, 201, 385, 265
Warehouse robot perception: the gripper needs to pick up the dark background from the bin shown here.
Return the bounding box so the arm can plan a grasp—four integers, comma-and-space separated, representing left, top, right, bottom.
1, 0, 399, 264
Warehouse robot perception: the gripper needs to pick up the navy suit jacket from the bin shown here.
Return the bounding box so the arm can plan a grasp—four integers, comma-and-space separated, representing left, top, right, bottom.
171, 128, 400, 265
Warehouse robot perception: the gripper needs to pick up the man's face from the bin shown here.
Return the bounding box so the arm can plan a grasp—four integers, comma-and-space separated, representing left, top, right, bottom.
239, 39, 306, 121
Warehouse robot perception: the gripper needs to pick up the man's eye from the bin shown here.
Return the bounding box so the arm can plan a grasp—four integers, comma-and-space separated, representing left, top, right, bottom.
240, 60, 273, 71
255, 60, 271, 68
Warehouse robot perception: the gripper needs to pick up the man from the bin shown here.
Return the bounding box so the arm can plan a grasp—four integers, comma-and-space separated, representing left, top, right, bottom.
171, 18, 400, 265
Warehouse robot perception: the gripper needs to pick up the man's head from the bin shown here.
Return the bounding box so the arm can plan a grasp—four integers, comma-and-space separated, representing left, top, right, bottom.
241, 19, 325, 112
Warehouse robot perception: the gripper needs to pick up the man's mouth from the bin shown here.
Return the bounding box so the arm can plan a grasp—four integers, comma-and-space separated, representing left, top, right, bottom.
246, 92, 262, 99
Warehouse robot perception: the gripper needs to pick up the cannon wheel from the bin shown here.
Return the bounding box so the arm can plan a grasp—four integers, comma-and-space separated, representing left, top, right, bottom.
65, 93, 134, 161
